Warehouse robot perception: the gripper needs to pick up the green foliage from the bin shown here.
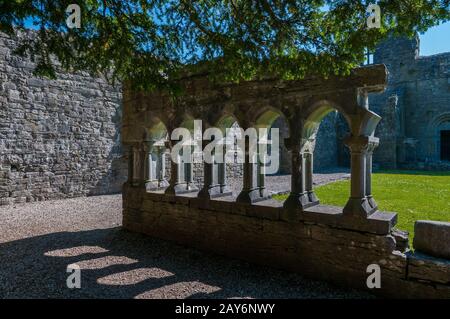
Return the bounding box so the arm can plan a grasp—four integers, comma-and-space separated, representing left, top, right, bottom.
1, 0, 449, 93
274, 170, 450, 243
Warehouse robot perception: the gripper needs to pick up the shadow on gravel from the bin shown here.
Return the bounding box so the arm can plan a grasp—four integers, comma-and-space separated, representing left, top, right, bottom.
0, 227, 373, 299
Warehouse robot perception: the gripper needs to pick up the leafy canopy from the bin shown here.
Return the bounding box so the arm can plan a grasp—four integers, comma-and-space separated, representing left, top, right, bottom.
1, 0, 449, 93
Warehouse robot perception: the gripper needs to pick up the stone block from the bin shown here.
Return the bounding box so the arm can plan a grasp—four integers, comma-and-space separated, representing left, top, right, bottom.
189, 197, 211, 210
391, 229, 409, 252
414, 220, 450, 260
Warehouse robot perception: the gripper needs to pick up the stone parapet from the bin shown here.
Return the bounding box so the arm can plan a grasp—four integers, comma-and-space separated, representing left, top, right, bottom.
122, 185, 450, 298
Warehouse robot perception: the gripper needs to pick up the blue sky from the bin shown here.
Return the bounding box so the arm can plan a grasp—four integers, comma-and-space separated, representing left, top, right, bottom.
419, 21, 450, 56
24, 17, 449, 56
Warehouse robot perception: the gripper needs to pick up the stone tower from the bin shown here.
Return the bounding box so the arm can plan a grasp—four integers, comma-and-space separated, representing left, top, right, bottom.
370, 35, 420, 168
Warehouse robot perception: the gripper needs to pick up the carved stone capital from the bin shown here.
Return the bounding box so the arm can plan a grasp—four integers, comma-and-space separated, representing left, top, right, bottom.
367, 139, 380, 154
300, 138, 316, 154
344, 135, 379, 154
284, 137, 315, 154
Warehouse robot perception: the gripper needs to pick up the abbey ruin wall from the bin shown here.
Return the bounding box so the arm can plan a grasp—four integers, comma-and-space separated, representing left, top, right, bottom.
0, 31, 127, 205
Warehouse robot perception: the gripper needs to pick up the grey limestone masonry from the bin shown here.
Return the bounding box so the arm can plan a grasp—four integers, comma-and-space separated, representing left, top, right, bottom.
123, 187, 450, 299
370, 36, 450, 169
0, 31, 127, 205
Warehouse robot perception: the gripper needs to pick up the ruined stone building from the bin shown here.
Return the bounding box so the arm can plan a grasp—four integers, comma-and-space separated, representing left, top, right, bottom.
277, 34, 450, 171
1, 31, 449, 205
370, 36, 450, 169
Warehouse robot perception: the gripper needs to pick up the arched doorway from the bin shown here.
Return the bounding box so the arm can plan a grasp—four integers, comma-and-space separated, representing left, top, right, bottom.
428, 113, 450, 162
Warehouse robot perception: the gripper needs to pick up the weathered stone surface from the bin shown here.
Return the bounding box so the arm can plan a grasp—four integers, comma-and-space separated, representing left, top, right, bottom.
0, 31, 252, 204
122, 188, 450, 298
301, 205, 397, 235
392, 229, 410, 252
370, 35, 450, 169
414, 220, 450, 259
0, 31, 127, 204
408, 252, 450, 285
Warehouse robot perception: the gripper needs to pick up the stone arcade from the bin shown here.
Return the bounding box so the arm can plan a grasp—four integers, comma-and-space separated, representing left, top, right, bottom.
2, 32, 450, 205
122, 64, 450, 298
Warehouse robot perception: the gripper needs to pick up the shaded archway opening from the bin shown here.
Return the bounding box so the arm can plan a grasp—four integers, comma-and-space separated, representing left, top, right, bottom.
296, 104, 352, 208
426, 113, 450, 162
215, 115, 243, 199
252, 109, 290, 200
438, 121, 450, 162
440, 130, 450, 161
163, 116, 200, 195
143, 120, 169, 192
304, 104, 351, 173
315, 111, 351, 170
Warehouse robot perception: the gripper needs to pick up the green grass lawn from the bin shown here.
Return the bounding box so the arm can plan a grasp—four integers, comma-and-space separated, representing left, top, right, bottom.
275, 170, 450, 241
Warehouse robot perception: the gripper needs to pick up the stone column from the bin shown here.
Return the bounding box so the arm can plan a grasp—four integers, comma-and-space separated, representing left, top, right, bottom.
218, 141, 232, 196
144, 141, 159, 191
165, 139, 198, 195
258, 154, 266, 197
237, 136, 263, 203
305, 152, 319, 205
257, 142, 269, 198
131, 143, 146, 188
164, 140, 180, 195
283, 143, 310, 210
155, 145, 169, 188
126, 145, 133, 185
198, 140, 222, 199
183, 144, 198, 192
343, 135, 379, 218
218, 161, 226, 191
366, 139, 379, 212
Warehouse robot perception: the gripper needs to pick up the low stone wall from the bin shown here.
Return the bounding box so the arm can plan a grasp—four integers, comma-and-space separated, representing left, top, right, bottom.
122, 184, 450, 298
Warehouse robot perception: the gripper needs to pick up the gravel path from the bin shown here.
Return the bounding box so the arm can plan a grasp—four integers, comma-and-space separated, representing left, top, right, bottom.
0, 170, 371, 299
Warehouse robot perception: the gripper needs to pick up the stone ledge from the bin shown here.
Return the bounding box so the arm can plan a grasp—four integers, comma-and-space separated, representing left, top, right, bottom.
282, 205, 396, 235
137, 192, 397, 234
